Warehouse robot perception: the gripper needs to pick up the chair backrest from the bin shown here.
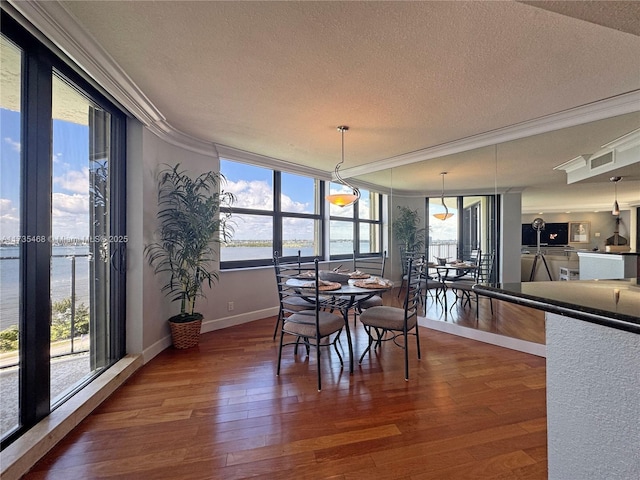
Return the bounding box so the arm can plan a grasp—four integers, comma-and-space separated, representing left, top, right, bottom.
469, 249, 482, 281
273, 254, 319, 317
477, 251, 495, 284
352, 250, 386, 277
403, 257, 423, 319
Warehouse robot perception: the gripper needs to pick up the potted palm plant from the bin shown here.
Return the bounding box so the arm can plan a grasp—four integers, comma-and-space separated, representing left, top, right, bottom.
393, 205, 425, 254
145, 164, 235, 348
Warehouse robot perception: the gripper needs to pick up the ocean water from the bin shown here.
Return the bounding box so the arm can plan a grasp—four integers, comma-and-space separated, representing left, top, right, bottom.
1, 241, 371, 330
0, 246, 90, 331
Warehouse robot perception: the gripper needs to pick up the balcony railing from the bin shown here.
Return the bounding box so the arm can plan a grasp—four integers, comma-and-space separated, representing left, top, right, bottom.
0, 253, 91, 369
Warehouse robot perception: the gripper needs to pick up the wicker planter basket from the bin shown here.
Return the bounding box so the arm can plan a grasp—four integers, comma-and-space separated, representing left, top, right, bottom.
169, 316, 203, 349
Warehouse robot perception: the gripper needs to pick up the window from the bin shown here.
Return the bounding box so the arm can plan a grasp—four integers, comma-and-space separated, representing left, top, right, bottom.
1, 13, 126, 449
329, 185, 383, 259
220, 159, 322, 267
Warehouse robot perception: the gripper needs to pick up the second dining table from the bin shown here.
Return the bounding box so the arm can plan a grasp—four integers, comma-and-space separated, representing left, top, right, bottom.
428, 261, 478, 311
286, 272, 394, 373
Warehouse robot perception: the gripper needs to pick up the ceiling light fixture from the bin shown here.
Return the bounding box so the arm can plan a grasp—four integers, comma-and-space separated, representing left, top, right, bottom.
610, 176, 622, 216
433, 172, 454, 220
325, 125, 360, 208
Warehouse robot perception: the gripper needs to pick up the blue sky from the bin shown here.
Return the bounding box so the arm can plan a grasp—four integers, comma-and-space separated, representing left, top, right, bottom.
1, 108, 92, 240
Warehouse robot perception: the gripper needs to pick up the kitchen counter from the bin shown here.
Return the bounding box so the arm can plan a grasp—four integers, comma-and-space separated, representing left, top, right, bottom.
473, 278, 640, 334
474, 278, 640, 479
576, 251, 638, 280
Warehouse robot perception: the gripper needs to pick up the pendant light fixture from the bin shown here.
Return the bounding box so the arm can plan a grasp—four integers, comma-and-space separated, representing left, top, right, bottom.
433, 172, 454, 220
610, 176, 622, 215
325, 126, 360, 208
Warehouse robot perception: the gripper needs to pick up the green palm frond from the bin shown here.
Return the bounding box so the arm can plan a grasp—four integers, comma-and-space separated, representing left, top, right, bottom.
145, 164, 236, 315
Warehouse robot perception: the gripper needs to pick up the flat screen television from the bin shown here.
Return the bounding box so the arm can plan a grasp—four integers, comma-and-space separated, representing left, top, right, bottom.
521, 222, 569, 246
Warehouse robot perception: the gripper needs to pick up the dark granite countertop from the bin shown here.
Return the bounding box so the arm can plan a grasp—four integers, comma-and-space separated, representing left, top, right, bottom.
474, 279, 640, 334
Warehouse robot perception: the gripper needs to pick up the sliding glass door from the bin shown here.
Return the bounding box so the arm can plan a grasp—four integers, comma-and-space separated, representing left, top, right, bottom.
1, 13, 126, 449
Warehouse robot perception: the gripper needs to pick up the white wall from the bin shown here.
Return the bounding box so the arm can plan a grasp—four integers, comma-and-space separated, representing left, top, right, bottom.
546, 313, 640, 480
132, 124, 280, 360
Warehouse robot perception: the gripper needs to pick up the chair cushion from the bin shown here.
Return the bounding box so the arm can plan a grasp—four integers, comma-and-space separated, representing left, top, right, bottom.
360, 306, 416, 331
358, 295, 383, 309
283, 295, 315, 311
284, 310, 344, 337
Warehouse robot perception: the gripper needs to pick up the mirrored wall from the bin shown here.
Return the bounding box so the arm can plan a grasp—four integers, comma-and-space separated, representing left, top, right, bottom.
354, 111, 640, 342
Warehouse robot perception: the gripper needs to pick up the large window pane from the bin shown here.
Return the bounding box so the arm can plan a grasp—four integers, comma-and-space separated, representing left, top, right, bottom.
282, 172, 317, 214
0, 34, 22, 439
221, 214, 273, 261
51, 74, 113, 407
359, 223, 381, 254
358, 189, 379, 220
221, 159, 273, 210
283, 217, 320, 257
329, 220, 353, 256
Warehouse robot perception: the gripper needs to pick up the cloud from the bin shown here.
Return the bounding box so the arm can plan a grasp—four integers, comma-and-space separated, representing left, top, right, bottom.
52, 193, 89, 215
0, 198, 20, 237
53, 167, 90, 194
280, 194, 310, 213
226, 179, 273, 209
4, 137, 20, 153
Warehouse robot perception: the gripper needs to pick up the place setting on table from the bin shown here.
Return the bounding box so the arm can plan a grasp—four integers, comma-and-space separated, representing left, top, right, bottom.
289, 267, 393, 295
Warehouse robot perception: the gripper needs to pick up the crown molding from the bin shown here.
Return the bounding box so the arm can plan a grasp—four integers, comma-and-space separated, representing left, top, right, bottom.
8, 0, 215, 156
341, 90, 640, 179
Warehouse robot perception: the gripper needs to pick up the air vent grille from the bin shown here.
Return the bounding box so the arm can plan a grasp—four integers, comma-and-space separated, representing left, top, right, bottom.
590, 151, 614, 170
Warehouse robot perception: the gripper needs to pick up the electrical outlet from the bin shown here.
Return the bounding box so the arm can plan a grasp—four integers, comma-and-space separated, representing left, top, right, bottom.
227, 301, 234, 311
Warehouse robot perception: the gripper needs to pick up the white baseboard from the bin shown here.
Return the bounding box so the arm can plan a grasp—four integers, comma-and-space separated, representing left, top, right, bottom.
141, 307, 280, 364
201, 307, 279, 333
419, 316, 546, 357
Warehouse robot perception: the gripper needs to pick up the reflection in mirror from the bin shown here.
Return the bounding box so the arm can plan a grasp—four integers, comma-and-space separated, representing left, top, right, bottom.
353, 112, 639, 346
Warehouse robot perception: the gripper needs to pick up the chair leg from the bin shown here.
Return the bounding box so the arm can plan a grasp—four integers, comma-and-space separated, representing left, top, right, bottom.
316, 340, 322, 392
415, 324, 421, 360
358, 326, 375, 364
276, 330, 285, 376
404, 328, 409, 381
273, 310, 282, 340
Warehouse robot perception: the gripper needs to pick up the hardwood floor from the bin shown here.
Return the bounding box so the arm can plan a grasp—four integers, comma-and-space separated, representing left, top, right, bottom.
24, 299, 547, 479
420, 289, 546, 345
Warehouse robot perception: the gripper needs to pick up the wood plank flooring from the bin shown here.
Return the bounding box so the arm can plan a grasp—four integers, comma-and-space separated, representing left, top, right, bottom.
23, 297, 547, 479
420, 289, 546, 344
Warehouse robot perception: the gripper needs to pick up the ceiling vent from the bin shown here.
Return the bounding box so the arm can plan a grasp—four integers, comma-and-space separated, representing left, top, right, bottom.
590, 151, 614, 170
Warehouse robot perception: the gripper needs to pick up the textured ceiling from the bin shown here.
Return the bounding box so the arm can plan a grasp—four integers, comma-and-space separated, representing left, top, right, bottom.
50, 0, 640, 211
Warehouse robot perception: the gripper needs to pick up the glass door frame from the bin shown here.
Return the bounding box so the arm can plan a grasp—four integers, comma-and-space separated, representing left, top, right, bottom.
1, 11, 127, 449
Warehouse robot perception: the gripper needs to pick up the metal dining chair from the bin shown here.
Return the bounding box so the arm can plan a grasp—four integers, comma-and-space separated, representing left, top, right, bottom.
272, 251, 307, 339
350, 250, 387, 323
448, 251, 495, 318
359, 256, 423, 381
274, 257, 346, 391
